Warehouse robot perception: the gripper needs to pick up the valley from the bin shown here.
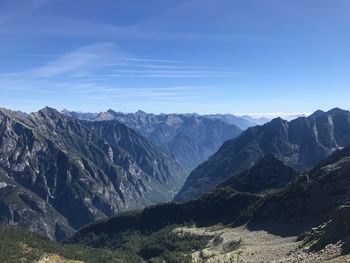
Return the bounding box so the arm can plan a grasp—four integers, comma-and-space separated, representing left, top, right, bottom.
1, 107, 350, 262
1, 1, 348, 262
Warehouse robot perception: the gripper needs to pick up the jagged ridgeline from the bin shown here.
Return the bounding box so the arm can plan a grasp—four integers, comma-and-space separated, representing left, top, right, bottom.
64, 109, 245, 174
175, 108, 350, 202
0, 107, 184, 240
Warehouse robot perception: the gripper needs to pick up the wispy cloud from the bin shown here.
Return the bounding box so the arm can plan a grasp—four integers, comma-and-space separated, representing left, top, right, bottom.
0, 43, 235, 104
0, 43, 241, 80
32, 43, 120, 77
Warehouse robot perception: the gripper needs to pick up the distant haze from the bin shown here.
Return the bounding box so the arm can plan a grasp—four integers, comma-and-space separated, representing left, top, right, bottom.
234, 112, 311, 121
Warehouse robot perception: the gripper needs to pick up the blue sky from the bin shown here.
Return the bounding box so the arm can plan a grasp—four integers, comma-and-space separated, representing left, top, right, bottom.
0, 0, 349, 115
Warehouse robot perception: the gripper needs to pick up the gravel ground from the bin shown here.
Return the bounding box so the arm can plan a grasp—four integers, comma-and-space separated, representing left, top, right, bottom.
275, 243, 346, 263
173, 226, 347, 263
37, 254, 83, 263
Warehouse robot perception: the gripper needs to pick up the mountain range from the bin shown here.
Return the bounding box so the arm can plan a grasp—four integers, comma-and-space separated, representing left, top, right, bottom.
1, 106, 350, 262
66, 144, 350, 261
0, 107, 183, 240
63, 110, 253, 174
175, 108, 350, 202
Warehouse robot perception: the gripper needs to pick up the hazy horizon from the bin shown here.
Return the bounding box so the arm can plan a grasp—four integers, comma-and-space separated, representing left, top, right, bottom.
4, 104, 342, 121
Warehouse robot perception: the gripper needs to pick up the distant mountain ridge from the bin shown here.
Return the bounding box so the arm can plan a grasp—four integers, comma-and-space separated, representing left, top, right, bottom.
64, 109, 247, 174
63, 109, 260, 129
0, 107, 183, 240
175, 108, 350, 202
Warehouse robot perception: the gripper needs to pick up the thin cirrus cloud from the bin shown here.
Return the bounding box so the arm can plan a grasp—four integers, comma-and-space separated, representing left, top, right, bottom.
0, 43, 235, 104
1, 42, 241, 80
31, 43, 120, 78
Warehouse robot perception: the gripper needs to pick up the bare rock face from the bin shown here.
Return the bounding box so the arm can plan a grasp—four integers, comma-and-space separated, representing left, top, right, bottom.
301, 204, 350, 253
0, 175, 74, 240
175, 108, 350, 202
0, 107, 184, 240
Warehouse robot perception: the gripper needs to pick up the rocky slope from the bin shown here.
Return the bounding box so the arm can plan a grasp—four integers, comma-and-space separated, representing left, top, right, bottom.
248, 145, 350, 236
67, 146, 350, 262
304, 203, 350, 253
175, 108, 350, 202
0, 170, 74, 240
65, 109, 244, 174
66, 154, 299, 247
0, 107, 183, 240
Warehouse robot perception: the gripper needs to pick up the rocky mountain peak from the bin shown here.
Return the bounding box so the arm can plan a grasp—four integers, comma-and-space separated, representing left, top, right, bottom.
328, 107, 349, 116
309, 110, 325, 119
107, 109, 117, 114
38, 106, 61, 117
135, 110, 147, 116
268, 117, 289, 127
0, 107, 24, 120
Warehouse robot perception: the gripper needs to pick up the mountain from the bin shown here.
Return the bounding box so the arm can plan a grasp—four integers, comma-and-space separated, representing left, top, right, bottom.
0, 107, 183, 240
67, 146, 350, 261
61, 109, 98, 121
0, 170, 74, 241
248, 145, 350, 237
69, 155, 294, 243
66, 187, 259, 262
65, 109, 243, 174
65, 155, 298, 258
219, 154, 298, 193
175, 108, 350, 202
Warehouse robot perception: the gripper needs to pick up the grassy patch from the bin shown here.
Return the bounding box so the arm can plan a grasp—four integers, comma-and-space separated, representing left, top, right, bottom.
0, 226, 133, 263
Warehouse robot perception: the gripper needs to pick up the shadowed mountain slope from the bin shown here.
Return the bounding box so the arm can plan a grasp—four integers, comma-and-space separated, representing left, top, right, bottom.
175, 108, 350, 202
219, 154, 299, 193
